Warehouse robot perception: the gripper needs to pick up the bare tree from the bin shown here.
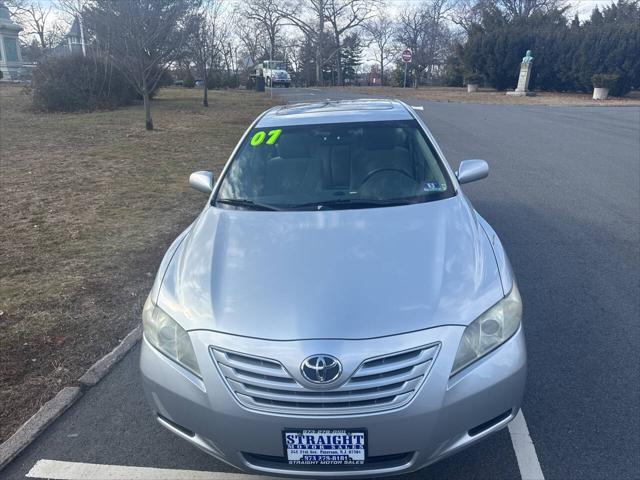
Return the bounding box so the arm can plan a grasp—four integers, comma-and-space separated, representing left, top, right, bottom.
397, 0, 455, 87
5, 0, 66, 50
277, 0, 325, 85
451, 0, 493, 32
86, 0, 197, 130
234, 15, 268, 66
188, 0, 225, 107
363, 11, 397, 86
497, 0, 567, 19
451, 0, 566, 31
220, 40, 237, 85
217, 9, 238, 86
56, 0, 92, 14
243, 0, 286, 60
324, 0, 376, 86
396, 5, 428, 87
283, 35, 306, 82
423, 0, 456, 81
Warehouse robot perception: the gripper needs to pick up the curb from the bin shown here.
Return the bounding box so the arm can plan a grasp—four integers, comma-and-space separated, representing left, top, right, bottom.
78, 325, 143, 387
0, 324, 143, 470
0, 387, 82, 470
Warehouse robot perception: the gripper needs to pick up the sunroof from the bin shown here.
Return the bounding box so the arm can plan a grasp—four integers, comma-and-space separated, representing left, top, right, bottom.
276, 100, 394, 115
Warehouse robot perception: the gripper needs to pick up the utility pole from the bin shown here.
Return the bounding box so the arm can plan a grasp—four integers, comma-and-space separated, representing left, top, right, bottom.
79, 14, 86, 57
403, 62, 407, 88
316, 0, 324, 87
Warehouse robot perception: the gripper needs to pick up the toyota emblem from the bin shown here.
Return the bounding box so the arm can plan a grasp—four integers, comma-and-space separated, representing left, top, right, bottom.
301, 355, 342, 384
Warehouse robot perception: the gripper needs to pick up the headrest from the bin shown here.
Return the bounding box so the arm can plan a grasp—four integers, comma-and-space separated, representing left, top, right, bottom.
363, 127, 406, 150
276, 132, 311, 158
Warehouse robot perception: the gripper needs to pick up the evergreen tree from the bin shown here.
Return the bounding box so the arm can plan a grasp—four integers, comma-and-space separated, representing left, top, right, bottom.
455, 0, 639, 96
340, 33, 363, 85
590, 7, 604, 25
444, 47, 465, 87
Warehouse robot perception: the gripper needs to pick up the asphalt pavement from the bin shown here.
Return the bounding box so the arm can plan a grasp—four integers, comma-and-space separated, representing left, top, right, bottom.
3, 87, 639, 480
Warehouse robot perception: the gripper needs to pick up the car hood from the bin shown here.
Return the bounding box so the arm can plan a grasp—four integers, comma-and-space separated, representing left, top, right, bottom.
157, 195, 505, 340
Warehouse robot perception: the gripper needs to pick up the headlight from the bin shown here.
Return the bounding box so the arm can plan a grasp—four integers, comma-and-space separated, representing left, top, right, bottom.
451, 283, 522, 376
142, 296, 201, 377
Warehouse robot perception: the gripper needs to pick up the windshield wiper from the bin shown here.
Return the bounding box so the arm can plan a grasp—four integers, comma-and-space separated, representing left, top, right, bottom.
215, 198, 281, 211
290, 198, 412, 211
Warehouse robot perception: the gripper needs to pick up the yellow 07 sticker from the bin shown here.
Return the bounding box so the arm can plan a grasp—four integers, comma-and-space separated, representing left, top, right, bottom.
250, 129, 282, 147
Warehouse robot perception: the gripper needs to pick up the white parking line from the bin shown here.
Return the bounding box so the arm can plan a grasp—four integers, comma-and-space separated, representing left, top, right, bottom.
26, 459, 284, 480
508, 411, 545, 480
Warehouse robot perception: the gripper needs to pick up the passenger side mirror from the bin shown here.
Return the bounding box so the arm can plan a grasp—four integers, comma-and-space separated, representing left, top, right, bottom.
456, 160, 489, 184
189, 171, 215, 194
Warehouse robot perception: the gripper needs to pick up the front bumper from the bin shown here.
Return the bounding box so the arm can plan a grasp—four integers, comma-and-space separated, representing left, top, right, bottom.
140, 325, 526, 478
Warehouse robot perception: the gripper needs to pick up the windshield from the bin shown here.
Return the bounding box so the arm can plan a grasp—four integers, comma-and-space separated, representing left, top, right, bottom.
215, 120, 455, 211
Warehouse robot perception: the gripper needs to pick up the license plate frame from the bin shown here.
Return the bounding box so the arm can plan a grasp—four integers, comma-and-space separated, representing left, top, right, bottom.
282, 428, 368, 466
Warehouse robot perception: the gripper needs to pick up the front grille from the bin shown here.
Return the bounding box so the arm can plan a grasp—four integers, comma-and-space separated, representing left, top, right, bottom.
211, 344, 439, 415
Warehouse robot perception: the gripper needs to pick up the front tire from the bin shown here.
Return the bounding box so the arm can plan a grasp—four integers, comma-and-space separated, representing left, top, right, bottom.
266, 77, 271, 87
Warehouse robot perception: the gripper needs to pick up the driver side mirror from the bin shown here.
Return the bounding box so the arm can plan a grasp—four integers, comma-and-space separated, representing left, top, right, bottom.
456, 160, 489, 184
189, 171, 215, 194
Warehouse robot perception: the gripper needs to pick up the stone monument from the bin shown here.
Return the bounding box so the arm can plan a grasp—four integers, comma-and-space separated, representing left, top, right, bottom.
506, 50, 536, 97
0, 1, 23, 81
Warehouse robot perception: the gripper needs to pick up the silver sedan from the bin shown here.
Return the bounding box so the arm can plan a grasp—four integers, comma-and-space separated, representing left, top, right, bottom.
140, 99, 526, 478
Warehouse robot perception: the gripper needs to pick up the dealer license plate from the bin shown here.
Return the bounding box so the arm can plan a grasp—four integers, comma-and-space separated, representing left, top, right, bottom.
283, 429, 366, 465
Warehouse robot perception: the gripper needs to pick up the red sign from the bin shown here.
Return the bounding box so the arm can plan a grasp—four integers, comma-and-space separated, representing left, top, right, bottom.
402, 49, 412, 63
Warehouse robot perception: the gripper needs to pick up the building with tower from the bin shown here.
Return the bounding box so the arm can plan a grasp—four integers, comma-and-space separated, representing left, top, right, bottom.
0, 1, 23, 80
54, 16, 86, 56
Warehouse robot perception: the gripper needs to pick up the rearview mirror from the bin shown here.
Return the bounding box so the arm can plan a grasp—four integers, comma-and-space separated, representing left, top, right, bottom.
189, 171, 214, 194
456, 160, 489, 184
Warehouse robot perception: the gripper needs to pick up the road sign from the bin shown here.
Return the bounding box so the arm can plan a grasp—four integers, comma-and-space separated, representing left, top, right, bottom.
402, 49, 412, 88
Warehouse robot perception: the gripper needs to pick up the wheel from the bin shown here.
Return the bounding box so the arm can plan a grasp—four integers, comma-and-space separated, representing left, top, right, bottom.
266, 77, 271, 87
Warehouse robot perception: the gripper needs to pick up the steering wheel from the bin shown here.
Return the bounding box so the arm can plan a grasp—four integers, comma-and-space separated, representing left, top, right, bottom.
356, 168, 415, 189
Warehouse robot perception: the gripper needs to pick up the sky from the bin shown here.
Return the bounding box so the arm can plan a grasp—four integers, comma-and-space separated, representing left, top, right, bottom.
24, 0, 617, 53
38, 0, 616, 20
570, 0, 616, 17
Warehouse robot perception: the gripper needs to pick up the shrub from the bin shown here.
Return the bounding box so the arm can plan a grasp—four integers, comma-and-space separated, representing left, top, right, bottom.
592, 73, 619, 90
151, 68, 174, 96
456, 1, 639, 95
464, 72, 484, 85
444, 52, 464, 87
205, 72, 239, 90
31, 53, 139, 112
206, 71, 222, 89
225, 75, 239, 89
183, 71, 195, 88
245, 75, 255, 90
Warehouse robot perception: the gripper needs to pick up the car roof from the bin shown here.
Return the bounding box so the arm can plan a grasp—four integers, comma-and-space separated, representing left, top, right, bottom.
255, 99, 415, 128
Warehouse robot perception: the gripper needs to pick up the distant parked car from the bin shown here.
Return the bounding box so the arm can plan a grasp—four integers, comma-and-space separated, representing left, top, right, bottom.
140, 99, 526, 477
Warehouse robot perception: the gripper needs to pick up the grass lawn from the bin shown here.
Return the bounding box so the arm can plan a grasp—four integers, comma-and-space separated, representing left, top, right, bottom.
0, 85, 276, 442
332, 85, 640, 106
